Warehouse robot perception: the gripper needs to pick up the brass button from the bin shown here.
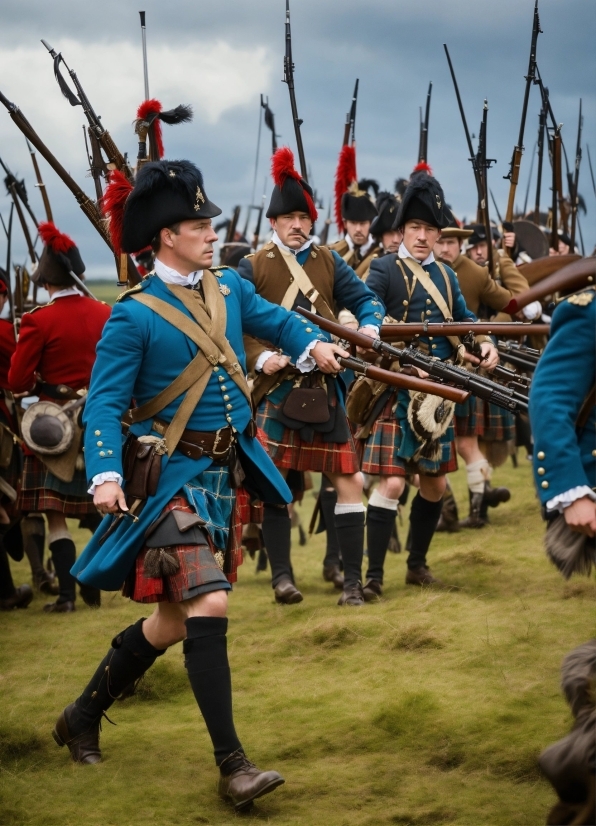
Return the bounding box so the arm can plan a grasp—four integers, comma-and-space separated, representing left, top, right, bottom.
213, 366, 219, 373
429, 337, 434, 341
301, 318, 307, 323
426, 299, 431, 305
305, 327, 313, 332
223, 395, 230, 401
537, 451, 545, 460
371, 301, 379, 306
537, 467, 545, 475
99, 451, 105, 457
218, 375, 224, 382
431, 344, 437, 349
541, 481, 549, 489
221, 385, 227, 392
289, 276, 294, 282
94, 430, 101, 436
108, 450, 113, 455
226, 415, 232, 422
374, 313, 382, 319
592, 450, 596, 457
226, 404, 233, 410
97, 441, 103, 447
426, 310, 432, 316
403, 300, 409, 306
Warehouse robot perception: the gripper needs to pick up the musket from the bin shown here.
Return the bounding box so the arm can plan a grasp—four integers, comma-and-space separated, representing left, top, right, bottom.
318, 201, 332, 246
139, 11, 150, 100
0, 156, 38, 226
477, 100, 496, 279
298, 308, 528, 413
497, 341, 541, 372
41, 39, 132, 182
569, 99, 582, 252
0, 89, 140, 287
379, 322, 550, 339
225, 206, 241, 244
252, 194, 266, 251
8, 183, 37, 275
533, 103, 547, 222
503, 0, 541, 231
587, 145, 596, 198
443, 45, 483, 213
26, 139, 53, 223
418, 82, 432, 164
342, 79, 359, 147
490, 190, 503, 225
522, 141, 536, 217
503, 257, 596, 315
549, 126, 562, 249
1, 205, 17, 339
262, 96, 278, 155
282, 0, 308, 181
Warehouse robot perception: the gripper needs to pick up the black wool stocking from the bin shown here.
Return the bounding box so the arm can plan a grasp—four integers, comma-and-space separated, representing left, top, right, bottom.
335, 510, 365, 588
366, 505, 397, 584
49, 538, 77, 603
407, 493, 444, 570
184, 616, 243, 767
320, 487, 341, 569
261, 504, 293, 587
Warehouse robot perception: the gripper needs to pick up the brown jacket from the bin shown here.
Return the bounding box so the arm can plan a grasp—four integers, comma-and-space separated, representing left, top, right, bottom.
327, 238, 380, 279
452, 251, 530, 320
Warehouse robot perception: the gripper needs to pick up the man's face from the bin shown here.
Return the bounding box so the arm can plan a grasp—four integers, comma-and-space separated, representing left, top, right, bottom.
271, 213, 313, 250
160, 219, 219, 271
434, 236, 461, 265
381, 229, 402, 254
467, 240, 489, 265
345, 220, 371, 247
402, 220, 440, 262
558, 239, 570, 255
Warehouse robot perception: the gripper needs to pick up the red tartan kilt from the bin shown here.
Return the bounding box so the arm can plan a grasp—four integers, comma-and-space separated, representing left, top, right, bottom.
19, 454, 96, 516
359, 396, 458, 478
122, 493, 245, 603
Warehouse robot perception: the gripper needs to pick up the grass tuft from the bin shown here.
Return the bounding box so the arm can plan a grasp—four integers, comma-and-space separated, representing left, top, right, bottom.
0, 724, 46, 762
126, 657, 189, 702
385, 623, 444, 651
442, 549, 500, 566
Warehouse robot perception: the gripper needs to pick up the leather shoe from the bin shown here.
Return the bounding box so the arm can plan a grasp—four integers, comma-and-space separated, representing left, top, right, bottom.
0, 583, 33, 610
337, 581, 365, 606
53, 702, 101, 764
483, 482, 511, 508
274, 578, 303, 605
323, 564, 344, 590
78, 582, 101, 608
36, 570, 60, 596
218, 750, 285, 811
43, 599, 75, 613
362, 579, 383, 601
405, 566, 443, 587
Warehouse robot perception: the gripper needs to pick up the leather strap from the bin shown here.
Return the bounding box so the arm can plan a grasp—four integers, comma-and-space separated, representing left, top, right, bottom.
399, 257, 453, 321
278, 247, 336, 322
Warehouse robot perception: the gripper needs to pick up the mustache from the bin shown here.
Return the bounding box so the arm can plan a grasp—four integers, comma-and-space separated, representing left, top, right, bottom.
289, 229, 309, 240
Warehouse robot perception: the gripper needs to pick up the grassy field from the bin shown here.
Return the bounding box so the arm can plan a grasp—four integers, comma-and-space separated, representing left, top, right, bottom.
86, 280, 124, 306
1, 458, 595, 826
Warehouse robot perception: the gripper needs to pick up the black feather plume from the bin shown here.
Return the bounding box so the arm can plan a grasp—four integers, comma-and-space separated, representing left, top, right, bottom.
53, 54, 80, 107
358, 178, 379, 198
158, 105, 193, 125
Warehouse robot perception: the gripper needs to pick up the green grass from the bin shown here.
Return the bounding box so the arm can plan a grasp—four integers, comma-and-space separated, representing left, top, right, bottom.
86, 280, 125, 306
1, 458, 595, 825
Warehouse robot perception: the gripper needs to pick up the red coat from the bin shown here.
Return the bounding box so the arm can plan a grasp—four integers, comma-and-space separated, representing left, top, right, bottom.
0, 319, 16, 389
9, 295, 111, 396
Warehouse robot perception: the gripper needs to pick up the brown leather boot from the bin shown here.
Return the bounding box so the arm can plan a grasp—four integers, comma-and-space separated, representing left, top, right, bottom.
52, 703, 102, 764
323, 564, 344, 590
0, 584, 33, 610
435, 487, 460, 533
274, 578, 303, 604
483, 481, 511, 508
362, 579, 383, 601
337, 581, 365, 606
458, 491, 487, 529
405, 566, 443, 587
218, 750, 285, 811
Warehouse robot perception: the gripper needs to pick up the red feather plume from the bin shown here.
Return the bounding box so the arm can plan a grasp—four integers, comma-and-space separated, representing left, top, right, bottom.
412, 161, 433, 176
334, 145, 357, 235
271, 146, 318, 222
136, 98, 165, 159
101, 169, 134, 254
38, 222, 76, 254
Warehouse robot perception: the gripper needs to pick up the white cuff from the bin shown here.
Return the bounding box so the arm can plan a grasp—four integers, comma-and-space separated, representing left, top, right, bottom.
88, 472, 124, 495
522, 301, 542, 320
546, 486, 596, 513
255, 350, 278, 373
295, 339, 320, 373
358, 325, 379, 335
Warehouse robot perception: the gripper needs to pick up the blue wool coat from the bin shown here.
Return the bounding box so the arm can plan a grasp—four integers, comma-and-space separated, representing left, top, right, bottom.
72, 269, 324, 590
529, 288, 596, 506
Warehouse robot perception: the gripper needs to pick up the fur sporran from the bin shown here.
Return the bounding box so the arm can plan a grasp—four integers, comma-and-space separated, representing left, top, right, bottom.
407, 391, 455, 461
544, 514, 596, 580
345, 376, 387, 426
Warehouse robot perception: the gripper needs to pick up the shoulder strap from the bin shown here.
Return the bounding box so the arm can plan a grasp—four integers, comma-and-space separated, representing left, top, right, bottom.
401, 257, 453, 321
277, 247, 336, 322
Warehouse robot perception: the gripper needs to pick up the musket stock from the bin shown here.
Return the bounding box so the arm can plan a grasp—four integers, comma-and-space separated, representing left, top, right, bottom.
379, 322, 550, 339
503, 257, 595, 314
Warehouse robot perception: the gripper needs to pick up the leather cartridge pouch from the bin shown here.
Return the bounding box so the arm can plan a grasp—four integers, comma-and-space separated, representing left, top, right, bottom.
142, 506, 210, 578
345, 375, 388, 427
282, 374, 330, 424
122, 434, 166, 501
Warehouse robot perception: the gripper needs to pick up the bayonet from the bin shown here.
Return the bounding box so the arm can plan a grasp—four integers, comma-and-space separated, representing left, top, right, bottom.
282, 0, 308, 181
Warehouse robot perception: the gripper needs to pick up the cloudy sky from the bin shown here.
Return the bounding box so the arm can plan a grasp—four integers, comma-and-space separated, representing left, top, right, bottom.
1, 0, 594, 277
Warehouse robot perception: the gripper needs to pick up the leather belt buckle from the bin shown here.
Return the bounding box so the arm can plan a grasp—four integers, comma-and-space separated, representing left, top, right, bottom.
211, 427, 230, 458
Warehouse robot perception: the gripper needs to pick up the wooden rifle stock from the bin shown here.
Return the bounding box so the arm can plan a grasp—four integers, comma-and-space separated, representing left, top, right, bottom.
503, 257, 595, 314
379, 322, 550, 339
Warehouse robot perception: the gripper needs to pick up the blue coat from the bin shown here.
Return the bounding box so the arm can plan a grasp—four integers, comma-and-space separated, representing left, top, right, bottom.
366, 254, 478, 359
72, 269, 324, 590
529, 288, 596, 506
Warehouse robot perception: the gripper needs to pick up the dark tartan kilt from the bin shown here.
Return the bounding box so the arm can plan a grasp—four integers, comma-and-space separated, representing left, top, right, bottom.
455, 397, 516, 441
19, 454, 96, 516
256, 398, 359, 475
359, 395, 458, 478
122, 493, 245, 603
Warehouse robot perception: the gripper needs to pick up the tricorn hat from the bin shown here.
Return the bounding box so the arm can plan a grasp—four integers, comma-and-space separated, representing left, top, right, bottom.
33, 222, 85, 287
393, 165, 450, 230
334, 145, 377, 233
266, 147, 318, 222
102, 160, 222, 254
464, 223, 500, 247
440, 210, 474, 240
370, 191, 399, 238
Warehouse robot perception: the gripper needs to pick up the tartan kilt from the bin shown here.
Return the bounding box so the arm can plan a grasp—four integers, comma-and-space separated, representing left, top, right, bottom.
122, 493, 245, 603
256, 397, 359, 475
19, 454, 96, 516
359, 394, 458, 478
454, 395, 485, 437
455, 397, 516, 441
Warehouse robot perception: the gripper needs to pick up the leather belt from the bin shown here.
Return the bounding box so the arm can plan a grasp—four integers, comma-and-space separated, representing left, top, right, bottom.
38, 382, 81, 401
152, 418, 234, 462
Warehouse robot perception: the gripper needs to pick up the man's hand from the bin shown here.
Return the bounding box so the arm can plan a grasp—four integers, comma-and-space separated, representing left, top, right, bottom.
503, 231, 516, 250
356, 325, 378, 355
312, 341, 350, 373
564, 496, 596, 537
94, 481, 128, 515
465, 342, 499, 371
262, 353, 291, 375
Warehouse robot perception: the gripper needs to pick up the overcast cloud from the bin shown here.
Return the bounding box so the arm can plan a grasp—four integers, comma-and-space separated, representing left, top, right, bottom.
0, 0, 594, 277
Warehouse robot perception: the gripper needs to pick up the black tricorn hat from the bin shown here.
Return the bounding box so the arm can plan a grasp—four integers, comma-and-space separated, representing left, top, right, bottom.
266, 147, 318, 221
341, 184, 378, 224
393, 172, 450, 230
33, 222, 85, 286
103, 160, 221, 254
464, 223, 500, 247
370, 191, 399, 238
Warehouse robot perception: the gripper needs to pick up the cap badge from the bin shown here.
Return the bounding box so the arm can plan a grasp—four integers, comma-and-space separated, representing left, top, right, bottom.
194, 186, 206, 211
436, 195, 442, 209
219, 283, 231, 296
266, 251, 275, 258
169, 170, 176, 178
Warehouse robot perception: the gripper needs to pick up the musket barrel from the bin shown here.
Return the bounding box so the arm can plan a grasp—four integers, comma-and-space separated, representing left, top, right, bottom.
380, 322, 550, 339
